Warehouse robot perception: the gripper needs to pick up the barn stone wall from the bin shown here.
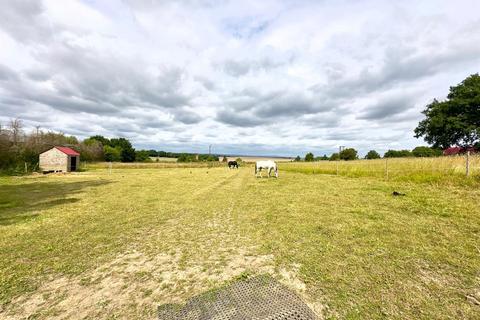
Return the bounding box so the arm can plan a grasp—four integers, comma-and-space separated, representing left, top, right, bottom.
39, 148, 68, 172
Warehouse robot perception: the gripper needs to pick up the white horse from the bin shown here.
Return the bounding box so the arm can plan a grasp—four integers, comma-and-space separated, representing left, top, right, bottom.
255, 160, 278, 178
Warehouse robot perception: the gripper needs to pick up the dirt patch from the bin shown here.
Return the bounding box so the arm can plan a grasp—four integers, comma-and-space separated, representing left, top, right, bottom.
3, 248, 325, 319
3, 248, 275, 319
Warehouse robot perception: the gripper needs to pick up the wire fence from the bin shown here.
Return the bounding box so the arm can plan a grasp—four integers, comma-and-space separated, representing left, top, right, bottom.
280, 154, 480, 183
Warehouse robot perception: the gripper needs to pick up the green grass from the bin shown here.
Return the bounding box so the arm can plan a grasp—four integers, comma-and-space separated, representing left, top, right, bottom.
0, 166, 479, 319
280, 156, 480, 185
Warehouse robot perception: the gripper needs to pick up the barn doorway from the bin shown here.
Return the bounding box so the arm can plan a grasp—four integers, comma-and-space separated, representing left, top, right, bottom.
70, 156, 77, 171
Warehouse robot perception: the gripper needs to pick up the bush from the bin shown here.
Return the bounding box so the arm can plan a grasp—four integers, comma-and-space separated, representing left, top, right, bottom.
177, 153, 196, 162
294, 156, 301, 162
135, 150, 152, 162
384, 150, 413, 158
365, 150, 380, 160
104, 146, 121, 162
305, 152, 314, 162
339, 148, 358, 161
329, 153, 340, 161
315, 154, 329, 161
412, 146, 442, 157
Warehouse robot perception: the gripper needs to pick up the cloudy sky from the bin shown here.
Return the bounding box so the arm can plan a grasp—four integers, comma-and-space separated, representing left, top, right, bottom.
1, 0, 479, 156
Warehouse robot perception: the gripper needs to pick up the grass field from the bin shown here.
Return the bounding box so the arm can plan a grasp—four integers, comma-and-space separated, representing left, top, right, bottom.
281, 155, 480, 185
0, 164, 479, 319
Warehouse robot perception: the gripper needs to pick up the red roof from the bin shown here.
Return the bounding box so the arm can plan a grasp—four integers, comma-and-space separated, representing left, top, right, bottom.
55, 146, 80, 156
443, 146, 476, 156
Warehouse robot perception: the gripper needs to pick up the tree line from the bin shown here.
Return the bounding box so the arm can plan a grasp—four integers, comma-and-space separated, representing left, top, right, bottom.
0, 120, 220, 174
296, 146, 444, 162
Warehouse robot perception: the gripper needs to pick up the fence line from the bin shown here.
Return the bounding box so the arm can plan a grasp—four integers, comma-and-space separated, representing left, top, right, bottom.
280, 155, 480, 182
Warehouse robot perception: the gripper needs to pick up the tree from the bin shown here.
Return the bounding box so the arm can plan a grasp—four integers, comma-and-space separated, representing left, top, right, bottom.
79, 139, 104, 161
135, 150, 152, 162
305, 152, 314, 162
222, 156, 228, 162
177, 153, 193, 162
104, 146, 121, 162
365, 150, 380, 160
412, 146, 442, 157
147, 149, 158, 157
9, 118, 23, 146
88, 135, 110, 146
206, 155, 219, 161
109, 138, 135, 162
294, 156, 301, 162
329, 153, 339, 161
414, 74, 480, 148
121, 147, 135, 162
339, 148, 358, 160
384, 149, 412, 158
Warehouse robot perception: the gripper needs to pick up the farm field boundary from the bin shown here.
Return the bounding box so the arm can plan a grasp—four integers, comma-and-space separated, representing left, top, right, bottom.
280, 155, 480, 185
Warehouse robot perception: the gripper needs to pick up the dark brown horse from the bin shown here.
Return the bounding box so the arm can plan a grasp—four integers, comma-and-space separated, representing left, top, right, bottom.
228, 160, 239, 169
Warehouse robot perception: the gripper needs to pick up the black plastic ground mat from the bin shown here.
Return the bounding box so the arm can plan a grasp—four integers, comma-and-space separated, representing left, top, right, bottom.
157, 275, 318, 320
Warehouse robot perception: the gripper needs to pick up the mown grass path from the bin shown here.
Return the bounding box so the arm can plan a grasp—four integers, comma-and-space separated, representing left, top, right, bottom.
0, 167, 479, 319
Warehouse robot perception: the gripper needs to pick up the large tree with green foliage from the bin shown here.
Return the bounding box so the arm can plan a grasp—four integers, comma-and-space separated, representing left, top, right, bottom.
412, 146, 442, 157
365, 150, 380, 159
104, 146, 121, 162
384, 150, 412, 158
414, 74, 480, 149
339, 148, 358, 160
329, 153, 339, 161
305, 152, 314, 162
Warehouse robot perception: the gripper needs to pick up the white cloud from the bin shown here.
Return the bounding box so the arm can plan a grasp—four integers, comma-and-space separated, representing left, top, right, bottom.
0, 0, 479, 156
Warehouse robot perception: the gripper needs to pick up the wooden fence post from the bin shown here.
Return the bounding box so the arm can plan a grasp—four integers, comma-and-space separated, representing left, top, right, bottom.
466, 151, 470, 177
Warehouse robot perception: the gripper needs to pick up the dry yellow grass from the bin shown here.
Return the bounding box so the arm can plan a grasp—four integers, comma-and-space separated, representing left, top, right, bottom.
227, 156, 294, 163
281, 155, 480, 184
0, 165, 479, 319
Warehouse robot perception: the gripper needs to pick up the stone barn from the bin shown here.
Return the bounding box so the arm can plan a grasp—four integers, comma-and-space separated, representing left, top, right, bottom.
39, 146, 80, 173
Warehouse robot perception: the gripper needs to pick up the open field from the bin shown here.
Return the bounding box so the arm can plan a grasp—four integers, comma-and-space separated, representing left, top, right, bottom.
281, 155, 480, 185
149, 157, 178, 162
146, 156, 294, 163
0, 165, 479, 319
227, 156, 294, 163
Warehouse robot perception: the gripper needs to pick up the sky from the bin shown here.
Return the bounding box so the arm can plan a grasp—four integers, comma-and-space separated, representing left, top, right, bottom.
0, 0, 479, 157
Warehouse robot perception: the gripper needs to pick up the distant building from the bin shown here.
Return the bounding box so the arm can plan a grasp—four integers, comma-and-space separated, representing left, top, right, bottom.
39, 146, 80, 173
443, 146, 476, 156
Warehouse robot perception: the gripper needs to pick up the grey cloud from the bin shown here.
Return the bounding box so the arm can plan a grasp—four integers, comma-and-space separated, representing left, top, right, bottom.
0, 42, 193, 118
216, 110, 263, 127
222, 57, 288, 77
300, 112, 341, 128
173, 110, 203, 124
317, 42, 480, 100
223, 88, 334, 120
223, 60, 251, 77
0, 0, 51, 43
0, 64, 19, 81
253, 94, 321, 118
358, 95, 415, 120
